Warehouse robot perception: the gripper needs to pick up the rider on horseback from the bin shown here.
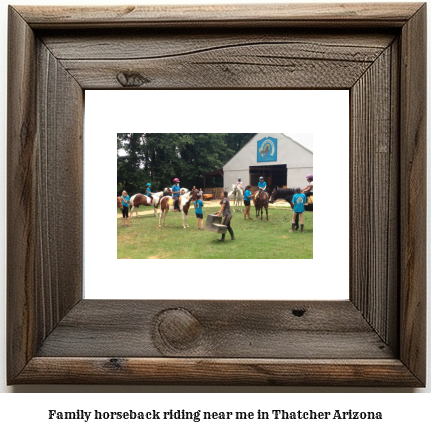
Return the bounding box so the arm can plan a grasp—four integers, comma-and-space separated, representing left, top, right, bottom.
257, 176, 267, 200
146, 183, 153, 203
236, 177, 244, 192
172, 178, 181, 212
301, 174, 313, 194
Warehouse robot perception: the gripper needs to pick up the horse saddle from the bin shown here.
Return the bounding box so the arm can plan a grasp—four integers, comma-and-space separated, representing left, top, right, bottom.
307, 195, 313, 204
168, 198, 174, 206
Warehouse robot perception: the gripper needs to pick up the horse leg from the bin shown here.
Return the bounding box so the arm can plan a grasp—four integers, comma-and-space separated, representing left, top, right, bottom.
266, 206, 268, 221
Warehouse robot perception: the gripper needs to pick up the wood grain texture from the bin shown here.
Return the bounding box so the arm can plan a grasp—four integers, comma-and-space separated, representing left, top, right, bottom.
7, 3, 427, 386
15, 3, 423, 29
36, 300, 393, 359
7, 6, 38, 381
35, 40, 84, 336
7, 6, 83, 384
399, 3, 427, 385
350, 43, 399, 349
48, 31, 394, 89
15, 358, 423, 386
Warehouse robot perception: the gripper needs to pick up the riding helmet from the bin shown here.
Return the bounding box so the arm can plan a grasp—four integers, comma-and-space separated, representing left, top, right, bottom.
259, 176, 264, 181
306, 174, 313, 180
146, 183, 151, 186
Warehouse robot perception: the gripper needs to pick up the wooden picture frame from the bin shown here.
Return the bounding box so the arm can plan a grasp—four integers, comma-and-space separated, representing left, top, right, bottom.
7, 3, 426, 386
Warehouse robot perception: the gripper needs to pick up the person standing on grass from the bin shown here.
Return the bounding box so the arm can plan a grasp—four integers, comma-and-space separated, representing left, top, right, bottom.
290, 187, 306, 233
216, 191, 235, 241
243, 185, 253, 220
195, 192, 204, 230
121, 190, 130, 227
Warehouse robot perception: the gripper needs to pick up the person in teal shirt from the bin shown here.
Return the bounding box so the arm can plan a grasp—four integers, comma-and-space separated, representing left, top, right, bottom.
121, 190, 130, 227
194, 193, 204, 230
290, 187, 306, 233
172, 179, 181, 211
243, 185, 253, 220
257, 176, 267, 200
146, 183, 153, 202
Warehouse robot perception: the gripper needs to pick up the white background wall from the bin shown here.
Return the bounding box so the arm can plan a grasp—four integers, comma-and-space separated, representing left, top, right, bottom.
0, 0, 429, 426
84, 89, 348, 300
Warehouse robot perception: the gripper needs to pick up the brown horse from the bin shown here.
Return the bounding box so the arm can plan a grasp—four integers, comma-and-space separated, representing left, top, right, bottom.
117, 197, 123, 210
158, 191, 194, 228
253, 190, 269, 220
129, 192, 163, 218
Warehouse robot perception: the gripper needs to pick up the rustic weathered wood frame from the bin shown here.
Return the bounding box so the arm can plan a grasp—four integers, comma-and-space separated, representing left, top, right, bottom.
7, 3, 426, 386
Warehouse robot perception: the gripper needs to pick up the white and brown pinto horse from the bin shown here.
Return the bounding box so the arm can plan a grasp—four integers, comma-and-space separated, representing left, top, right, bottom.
231, 184, 244, 212
158, 191, 194, 228
129, 192, 164, 218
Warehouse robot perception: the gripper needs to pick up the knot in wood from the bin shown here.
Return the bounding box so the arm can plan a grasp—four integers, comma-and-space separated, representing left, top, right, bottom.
116, 71, 150, 87
155, 308, 203, 351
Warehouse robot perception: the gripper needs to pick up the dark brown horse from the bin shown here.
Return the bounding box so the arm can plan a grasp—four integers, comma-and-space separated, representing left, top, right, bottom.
269, 187, 313, 229
253, 190, 269, 220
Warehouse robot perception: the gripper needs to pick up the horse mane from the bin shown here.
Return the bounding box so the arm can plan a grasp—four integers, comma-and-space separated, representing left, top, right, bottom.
274, 187, 297, 197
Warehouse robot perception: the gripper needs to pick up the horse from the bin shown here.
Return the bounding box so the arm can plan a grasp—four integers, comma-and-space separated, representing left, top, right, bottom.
117, 196, 123, 210
231, 184, 244, 212
129, 192, 163, 218
251, 190, 269, 220
158, 190, 194, 228
269, 187, 313, 229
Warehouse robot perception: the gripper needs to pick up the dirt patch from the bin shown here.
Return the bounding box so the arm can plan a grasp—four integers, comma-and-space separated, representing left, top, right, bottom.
147, 253, 172, 259
117, 209, 158, 219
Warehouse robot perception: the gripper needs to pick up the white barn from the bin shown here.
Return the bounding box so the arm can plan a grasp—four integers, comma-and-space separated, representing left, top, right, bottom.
222, 133, 313, 191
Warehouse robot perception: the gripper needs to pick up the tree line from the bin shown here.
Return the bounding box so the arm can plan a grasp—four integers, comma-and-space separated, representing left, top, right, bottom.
117, 133, 255, 195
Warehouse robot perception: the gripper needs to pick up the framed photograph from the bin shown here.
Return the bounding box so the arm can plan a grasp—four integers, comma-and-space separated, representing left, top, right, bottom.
7, 3, 426, 386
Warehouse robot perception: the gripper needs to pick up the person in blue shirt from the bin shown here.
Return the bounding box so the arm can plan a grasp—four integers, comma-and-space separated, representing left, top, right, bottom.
172, 178, 181, 211
243, 185, 253, 220
194, 192, 204, 230
290, 187, 307, 233
121, 190, 130, 227
257, 176, 267, 200
146, 183, 153, 202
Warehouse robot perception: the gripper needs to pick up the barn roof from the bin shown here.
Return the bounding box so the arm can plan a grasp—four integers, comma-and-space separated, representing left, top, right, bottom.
222, 133, 312, 169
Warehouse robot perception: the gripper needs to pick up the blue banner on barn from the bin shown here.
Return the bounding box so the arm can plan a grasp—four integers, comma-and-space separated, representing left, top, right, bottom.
257, 136, 277, 162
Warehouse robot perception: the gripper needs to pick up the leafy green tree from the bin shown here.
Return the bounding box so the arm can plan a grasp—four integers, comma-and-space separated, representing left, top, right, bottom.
117, 133, 256, 195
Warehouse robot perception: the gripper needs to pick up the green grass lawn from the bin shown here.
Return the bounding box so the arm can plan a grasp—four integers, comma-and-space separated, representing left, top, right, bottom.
117, 206, 313, 259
